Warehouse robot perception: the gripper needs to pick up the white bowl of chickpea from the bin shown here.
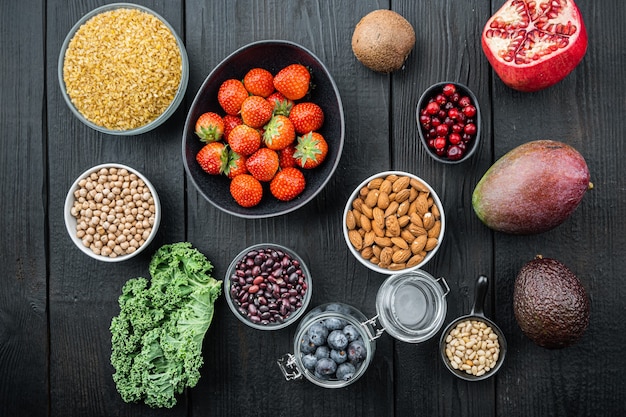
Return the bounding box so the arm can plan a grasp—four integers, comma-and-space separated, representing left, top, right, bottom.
64, 163, 161, 262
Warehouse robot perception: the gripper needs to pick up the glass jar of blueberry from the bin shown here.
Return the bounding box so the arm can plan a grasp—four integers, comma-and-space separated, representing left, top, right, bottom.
278, 270, 449, 388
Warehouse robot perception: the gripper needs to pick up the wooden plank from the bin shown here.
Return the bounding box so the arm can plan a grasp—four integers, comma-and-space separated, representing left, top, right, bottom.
184, 1, 393, 416
0, 1, 48, 416
490, 1, 626, 416
390, 0, 496, 415
46, 1, 187, 415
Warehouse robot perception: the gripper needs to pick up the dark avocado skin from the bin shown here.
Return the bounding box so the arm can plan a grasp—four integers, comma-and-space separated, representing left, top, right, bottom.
472, 140, 590, 234
513, 257, 590, 349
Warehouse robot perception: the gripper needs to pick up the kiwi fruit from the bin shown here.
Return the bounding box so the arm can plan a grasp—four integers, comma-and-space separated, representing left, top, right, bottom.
351, 9, 416, 73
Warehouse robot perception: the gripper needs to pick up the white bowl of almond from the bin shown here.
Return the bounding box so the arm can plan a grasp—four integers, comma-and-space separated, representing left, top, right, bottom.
342, 171, 445, 274
64, 163, 161, 262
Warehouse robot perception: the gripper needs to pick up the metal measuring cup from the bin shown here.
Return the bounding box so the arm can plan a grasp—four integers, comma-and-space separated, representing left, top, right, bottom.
439, 275, 507, 381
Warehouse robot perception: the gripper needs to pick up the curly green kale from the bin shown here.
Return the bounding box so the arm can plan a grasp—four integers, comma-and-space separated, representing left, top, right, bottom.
110, 242, 222, 408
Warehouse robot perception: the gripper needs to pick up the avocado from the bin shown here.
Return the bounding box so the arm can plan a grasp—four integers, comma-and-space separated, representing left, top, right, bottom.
513, 256, 590, 349
472, 140, 592, 234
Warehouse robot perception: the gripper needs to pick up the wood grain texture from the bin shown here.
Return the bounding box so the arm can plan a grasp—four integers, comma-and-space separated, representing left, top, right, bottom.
0, 1, 48, 416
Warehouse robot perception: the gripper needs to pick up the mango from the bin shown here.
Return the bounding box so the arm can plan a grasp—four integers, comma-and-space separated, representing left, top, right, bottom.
472, 140, 591, 234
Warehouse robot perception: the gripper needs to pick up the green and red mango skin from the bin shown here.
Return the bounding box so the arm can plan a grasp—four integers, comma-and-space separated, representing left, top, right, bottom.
472, 140, 590, 235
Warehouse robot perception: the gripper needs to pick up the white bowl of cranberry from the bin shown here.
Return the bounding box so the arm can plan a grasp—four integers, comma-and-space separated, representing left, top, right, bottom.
224, 243, 312, 330
416, 82, 481, 164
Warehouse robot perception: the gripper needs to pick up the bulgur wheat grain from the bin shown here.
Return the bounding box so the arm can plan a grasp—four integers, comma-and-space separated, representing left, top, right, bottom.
63, 8, 182, 130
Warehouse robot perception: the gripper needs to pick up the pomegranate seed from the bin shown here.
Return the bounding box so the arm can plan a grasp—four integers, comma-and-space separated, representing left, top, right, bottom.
442, 84, 456, 96
463, 105, 477, 118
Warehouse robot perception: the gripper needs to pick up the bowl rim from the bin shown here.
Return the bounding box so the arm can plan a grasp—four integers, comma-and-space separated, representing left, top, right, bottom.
57, 2, 189, 135
64, 163, 161, 262
223, 242, 312, 330
415, 81, 481, 164
342, 170, 446, 274
182, 39, 345, 219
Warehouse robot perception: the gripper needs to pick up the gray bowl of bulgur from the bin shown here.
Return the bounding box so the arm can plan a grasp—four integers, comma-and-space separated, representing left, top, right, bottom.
58, 3, 189, 135
64, 163, 161, 262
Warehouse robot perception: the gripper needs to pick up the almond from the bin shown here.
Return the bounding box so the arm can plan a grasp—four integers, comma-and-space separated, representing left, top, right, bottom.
385, 215, 401, 237
409, 186, 419, 202
386, 174, 399, 184
346, 210, 356, 230
361, 203, 373, 219
372, 220, 385, 237
427, 220, 441, 238
411, 235, 427, 254
361, 215, 372, 232
367, 177, 383, 190
379, 247, 393, 266
384, 201, 399, 217
374, 236, 393, 247
431, 203, 441, 219
397, 200, 410, 217
352, 197, 364, 212
363, 230, 376, 247
373, 207, 385, 229
410, 212, 423, 227
360, 246, 374, 259
359, 186, 369, 197
410, 178, 430, 193
401, 229, 416, 244
380, 179, 392, 194
364, 189, 380, 208
377, 192, 390, 210
409, 223, 427, 236
425, 237, 439, 251
397, 215, 410, 228
390, 237, 409, 250
388, 262, 407, 271
392, 248, 412, 263
423, 212, 435, 230
407, 253, 425, 267
348, 229, 363, 250
392, 176, 410, 192
394, 188, 411, 203
415, 194, 429, 215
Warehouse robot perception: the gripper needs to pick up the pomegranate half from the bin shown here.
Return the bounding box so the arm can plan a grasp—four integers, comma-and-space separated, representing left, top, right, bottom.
481, 0, 587, 92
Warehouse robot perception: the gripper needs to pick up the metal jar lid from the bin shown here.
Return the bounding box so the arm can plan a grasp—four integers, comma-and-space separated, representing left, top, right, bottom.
374, 270, 449, 343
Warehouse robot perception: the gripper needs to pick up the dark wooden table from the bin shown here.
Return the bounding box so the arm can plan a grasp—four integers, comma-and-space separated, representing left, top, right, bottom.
2, 1, 625, 416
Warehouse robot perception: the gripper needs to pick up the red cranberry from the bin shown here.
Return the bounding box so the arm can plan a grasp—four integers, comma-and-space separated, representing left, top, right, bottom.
459, 96, 472, 107
434, 137, 447, 149
435, 94, 447, 105
450, 92, 460, 103
449, 133, 461, 145
419, 114, 430, 125
463, 105, 477, 118
452, 124, 463, 134
425, 102, 440, 115
446, 145, 464, 160
448, 108, 460, 120
464, 123, 477, 136
431, 117, 442, 128
435, 124, 449, 136
442, 84, 456, 96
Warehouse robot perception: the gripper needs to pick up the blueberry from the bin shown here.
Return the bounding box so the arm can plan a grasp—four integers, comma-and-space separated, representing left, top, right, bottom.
299, 336, 316, 354
342, 324, 360, 342
314, 345, 330, 359
324, 317, 347, 331
301, 354, 317, 370
315, 357, 337, 377
327, 330, 349, 350
347, 340, 367, 364
330, 349, 347, 364
336, 362, 356, 381
314, 370, 331, 380
324, 303, 346, 313
307, 322, 329, 346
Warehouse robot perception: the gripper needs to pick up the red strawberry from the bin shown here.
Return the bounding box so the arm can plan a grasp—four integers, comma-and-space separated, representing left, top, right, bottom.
223, 148, 248, 179
289, 102, 324, 135
243, 68, 275, 98
263, 115, 296, 151
294, 132, 329, 169
227, 124, 261, 156
195, 112, 224, 142
246, 148, 279, 182
278, 144, 298, 168
196, 142, 227, 175
240, 95, 273, 128
270, 167, 306, 201
230, 174, 263, 208
266, 91, 294, 116
273, 64, 311, 100
223, 114, 243, 141
218, 79, 249, 115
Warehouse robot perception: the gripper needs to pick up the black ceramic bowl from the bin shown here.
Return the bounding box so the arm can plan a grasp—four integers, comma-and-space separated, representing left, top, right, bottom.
416, 82, 481, 164
182, 40, 345, 218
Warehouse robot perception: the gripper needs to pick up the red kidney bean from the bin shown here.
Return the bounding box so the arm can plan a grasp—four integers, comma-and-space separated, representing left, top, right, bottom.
229, 246, 308, 326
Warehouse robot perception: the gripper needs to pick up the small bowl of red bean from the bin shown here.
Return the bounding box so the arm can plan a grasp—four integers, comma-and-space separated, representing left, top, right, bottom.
64, 163, 161, 262
224, 243, 312, 330
416, 81, 481, 164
